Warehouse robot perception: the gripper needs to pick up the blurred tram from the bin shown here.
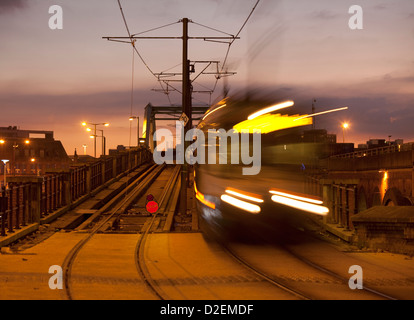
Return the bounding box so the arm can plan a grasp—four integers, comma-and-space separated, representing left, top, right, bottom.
193, 95, 339, 236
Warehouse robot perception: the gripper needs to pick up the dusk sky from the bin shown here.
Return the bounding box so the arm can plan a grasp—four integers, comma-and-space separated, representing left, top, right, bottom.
1, 0, 413, 156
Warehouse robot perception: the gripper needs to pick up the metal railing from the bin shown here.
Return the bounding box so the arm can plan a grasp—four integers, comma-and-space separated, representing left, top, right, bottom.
70, 165, 87, 202
331, 143, 413, 159
1, 147, 152, 239
41, 174, 65, 217
0, 184, 31, 237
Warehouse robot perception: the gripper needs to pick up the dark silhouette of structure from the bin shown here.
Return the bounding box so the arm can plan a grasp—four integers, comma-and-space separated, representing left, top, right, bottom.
0, 126, 70, 175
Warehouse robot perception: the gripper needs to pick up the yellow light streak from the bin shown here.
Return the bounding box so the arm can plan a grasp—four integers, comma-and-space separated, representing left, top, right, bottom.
293, 107, 349, 122
233, 114, 312, 134
269, 190, 323, 205
194, 181, 216, 209
271, 195, 329, 216
248, 101, 294, 120
220, 195, 261, 214
225, 188, 264, 203
202, 104, 227, 121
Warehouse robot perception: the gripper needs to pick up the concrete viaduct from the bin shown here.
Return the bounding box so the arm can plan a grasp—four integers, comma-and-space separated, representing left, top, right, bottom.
310, 143, 414, 255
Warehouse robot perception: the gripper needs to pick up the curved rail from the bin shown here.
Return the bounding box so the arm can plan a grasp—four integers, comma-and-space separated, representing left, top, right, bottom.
220, 242, 312, 300
61, 164, 167, 300
134, 165, 181, 300
220, 231, 399, 300
280, 245, 398, 300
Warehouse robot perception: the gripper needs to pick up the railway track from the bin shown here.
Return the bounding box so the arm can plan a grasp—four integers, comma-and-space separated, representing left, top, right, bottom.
134, 165, 181, 300
221, 242, 312, 300
61, 164, 180, 300
52, 163, 404, 301
282, 244, 398, 300
219, 227, 400, 301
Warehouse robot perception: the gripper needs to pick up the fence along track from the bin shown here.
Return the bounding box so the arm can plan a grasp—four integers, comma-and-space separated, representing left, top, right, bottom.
62, 164, 167, 300
0, 184, 31, 237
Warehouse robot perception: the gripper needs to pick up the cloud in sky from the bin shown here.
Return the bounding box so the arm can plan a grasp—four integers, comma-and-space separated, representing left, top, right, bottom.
0, 0, 28, 14
1, 0, 413, 155
311, 9, 339, 20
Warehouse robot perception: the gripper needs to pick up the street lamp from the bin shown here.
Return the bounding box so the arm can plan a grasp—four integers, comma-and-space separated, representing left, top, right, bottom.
129, 116, 140, 147
342, 122, 349, 143
1, 139, 30, 175
89, 130, 106, 156
1, 159, 9, 189
82, 122, 109, 157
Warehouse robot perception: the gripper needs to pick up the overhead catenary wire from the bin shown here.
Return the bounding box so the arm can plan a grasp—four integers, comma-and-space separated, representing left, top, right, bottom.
117, 0, 160, 79
115, 0, 260, 106
116, 0, 181, 104
190, 21, 235, 38
188, 0, 261, 105
211, 0, 261, 97
220, 0, 261, 72
131, 21, 180, 37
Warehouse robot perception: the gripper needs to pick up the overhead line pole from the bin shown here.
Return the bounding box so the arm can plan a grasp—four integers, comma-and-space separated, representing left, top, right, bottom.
104, 19, 239, 215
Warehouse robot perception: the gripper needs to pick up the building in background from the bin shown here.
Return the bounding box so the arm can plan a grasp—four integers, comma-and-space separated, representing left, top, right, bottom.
357, 138, 404, 150
0, 126, 70, 175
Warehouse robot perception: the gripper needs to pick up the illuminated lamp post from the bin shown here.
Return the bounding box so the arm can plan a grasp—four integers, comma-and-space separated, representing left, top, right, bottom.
89, 130, 106, 156
342, 123, 349, 143
82, 122, 109, 157
129, 116, 140, 147
12, 139, 30, 175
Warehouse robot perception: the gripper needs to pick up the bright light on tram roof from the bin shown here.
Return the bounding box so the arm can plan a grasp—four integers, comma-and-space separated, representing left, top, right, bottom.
294, 107, 349, 122
248, 101, 294, 120
202, 104, 227, 121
